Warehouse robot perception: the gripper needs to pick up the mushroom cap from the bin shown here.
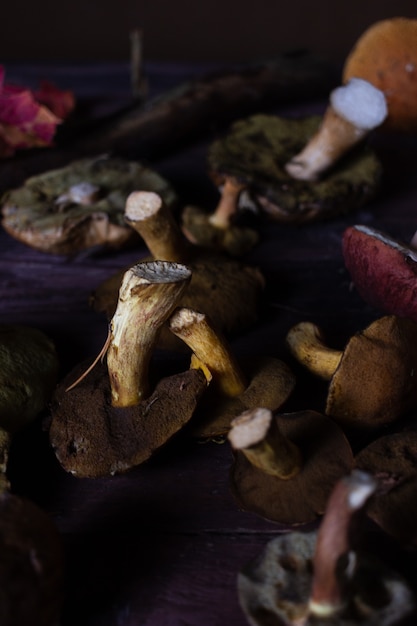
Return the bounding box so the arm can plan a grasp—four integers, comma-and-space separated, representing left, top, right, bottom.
342, 224, 417, 319
90, 249, 265, 352
343, 17, 417, 132
326, 315, 417, 429
229, 410, 353, 526
207, 114, 382, 223
1, 155, 177, 255
355, 430, 417, 548
0, 491, 64, 626
191, 356, 296, 440
49, 360, 207, 478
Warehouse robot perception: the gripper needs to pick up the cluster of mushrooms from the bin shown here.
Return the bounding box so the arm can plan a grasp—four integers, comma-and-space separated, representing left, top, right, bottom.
0, 14, 417, 626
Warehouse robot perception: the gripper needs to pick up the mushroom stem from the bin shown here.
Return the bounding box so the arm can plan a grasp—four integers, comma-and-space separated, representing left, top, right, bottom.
308, 470, 377, 618
228, 407, 302, 479
106, 261, 191, 407
168, 307, 247, 396
285, 78, 387, 181
124, 191, 187, 262
209, 176, 247, 229
286, 321, 342, 380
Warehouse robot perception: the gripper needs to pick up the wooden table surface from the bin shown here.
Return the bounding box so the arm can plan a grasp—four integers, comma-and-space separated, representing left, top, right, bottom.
1, 61, 417, 626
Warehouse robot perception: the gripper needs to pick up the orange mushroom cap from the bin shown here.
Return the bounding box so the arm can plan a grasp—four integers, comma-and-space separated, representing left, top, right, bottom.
343, 17, 417, 132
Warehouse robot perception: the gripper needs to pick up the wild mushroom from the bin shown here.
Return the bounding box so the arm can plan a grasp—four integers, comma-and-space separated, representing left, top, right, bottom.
286, 316, 417, 431
49, 261, 208, 478
168, 308, 295, 439
0, 154, 177, 255
285, 78, 387, 181
355, 429, 417, 549
190, 113, 382, 236
228, 407, 353, 525
91, 190, 265, 351
237, 470, 416, 626
342, 17, 417, 133
343, 224, 417, 319
0, 325, 63, 626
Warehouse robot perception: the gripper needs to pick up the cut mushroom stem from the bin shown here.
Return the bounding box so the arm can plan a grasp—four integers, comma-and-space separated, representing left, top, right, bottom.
308, 470, 378, 618
106, 261, 191, 407
285, 78, 387, 181
209, 176, 247, 229
168, 307, 247, 396
286, 321, 342, 380
228, 407, 302, 479
124, 190, 187, 262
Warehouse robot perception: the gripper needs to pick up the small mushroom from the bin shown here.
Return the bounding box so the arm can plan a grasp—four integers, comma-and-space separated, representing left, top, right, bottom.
1, 154, 177, 255
228, 407, 353, 525
91, 190, 265, 351
286, 316, 417, 431
49, 261, 208, 478
285, 78, 387, 181
168, 308, 295, 439
355, 429, 417, 548
342, 17, 417, 133
343, 224, 417, 319
237, 470, 416, 626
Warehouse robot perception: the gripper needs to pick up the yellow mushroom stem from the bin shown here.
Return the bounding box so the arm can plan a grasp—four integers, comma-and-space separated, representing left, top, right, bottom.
168, 307, 247, 397
209, 176, 247, 229
124, 190, 187, 262
286, 321, 342, 381
228, 407, 302, 479
106, 261, 191, 407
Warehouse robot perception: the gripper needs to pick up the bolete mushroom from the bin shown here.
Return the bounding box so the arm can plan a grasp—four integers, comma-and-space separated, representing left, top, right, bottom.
228, 407, 353, 525
342, 224, 417, 319
0, 154, 177, 255
91, 190, 265, 351
285, 78, 387, 181
342, 17, 417, 133
286, 316, 417, 431
237, 470, 416, 626
49, 261, 208, 478
168, 308, 295, 439
183, 113, 382, 242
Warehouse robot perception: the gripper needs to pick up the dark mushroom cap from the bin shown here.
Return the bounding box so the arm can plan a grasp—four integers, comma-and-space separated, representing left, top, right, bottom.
0, 491, 64, 626
208, 114, 382, 223
326, 315, 417, 429
1, 155, 177, 255
343, 225, 417, 319
49, 360, 207, 478
230, 410, 353, 526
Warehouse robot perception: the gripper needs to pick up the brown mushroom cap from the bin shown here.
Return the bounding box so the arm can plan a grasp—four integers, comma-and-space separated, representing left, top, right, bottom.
229, 410, 353, 526
343, 17, 417, 132
0, 155, 177, 255
0, 491, 64, 626
355, 430, 417, 548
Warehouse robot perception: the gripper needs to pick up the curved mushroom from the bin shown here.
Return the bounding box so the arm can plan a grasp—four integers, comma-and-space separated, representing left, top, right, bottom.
286, 317, 417, 431
49, 261, 208, 478
91, 190, 265, 351
168, 308, 295, 439
237, 470, 416, 626
228, 407, 353, 525
342, 17, 417, 133
1, 155, 177, 255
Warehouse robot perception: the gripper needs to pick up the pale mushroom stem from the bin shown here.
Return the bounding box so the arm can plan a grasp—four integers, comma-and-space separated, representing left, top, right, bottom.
106, 261, 192, 407
168, 307, 247, 396
285, 78, 387, 181
308, 470, 377, 618
124, 191, 188, 263
209, 177, 247, 229
286, 321, 342, 380
228, 407, 302, 479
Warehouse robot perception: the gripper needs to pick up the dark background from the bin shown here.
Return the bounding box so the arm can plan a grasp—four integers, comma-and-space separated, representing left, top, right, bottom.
1, 1, 416, 65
